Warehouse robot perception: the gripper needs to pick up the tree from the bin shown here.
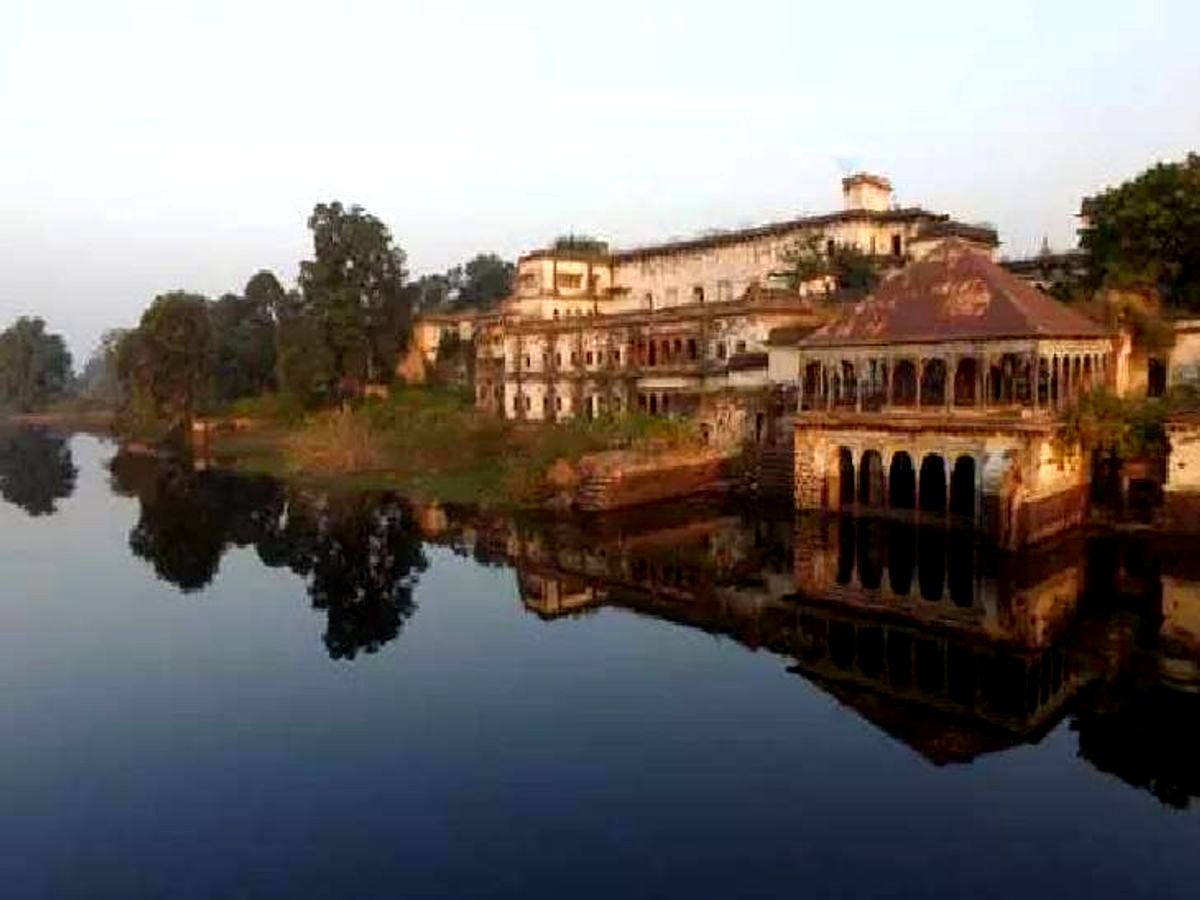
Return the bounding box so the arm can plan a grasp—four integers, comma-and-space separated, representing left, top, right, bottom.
780, 232, 880, 295
117, 292, 213, 444
79, 329, 128, 407
0, 427, 77, 516
298, 202, 410, 393
1080, 153, 1200, 312
209, 276, 277, 404
0, 317, 72, 412
455, 254, 514, 309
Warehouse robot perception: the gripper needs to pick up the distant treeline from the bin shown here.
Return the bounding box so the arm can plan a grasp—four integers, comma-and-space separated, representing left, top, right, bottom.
8, 202, 512, 444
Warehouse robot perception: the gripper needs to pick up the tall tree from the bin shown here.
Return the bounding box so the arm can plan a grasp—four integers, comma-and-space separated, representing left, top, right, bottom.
298, 202, 410, 393
1080, 153, 1200, 311
209, 279, 277, 404
117, 292, 213, 444
0, 317, 72, 412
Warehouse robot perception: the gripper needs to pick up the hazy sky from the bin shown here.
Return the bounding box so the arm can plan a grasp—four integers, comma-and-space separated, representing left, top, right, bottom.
2, 0, 1198, 362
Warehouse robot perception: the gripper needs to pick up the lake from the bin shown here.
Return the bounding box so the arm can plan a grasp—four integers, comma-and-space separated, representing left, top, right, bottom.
1, 429, 1198, 899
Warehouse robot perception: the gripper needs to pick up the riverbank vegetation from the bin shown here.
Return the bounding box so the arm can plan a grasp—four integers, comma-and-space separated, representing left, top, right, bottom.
209, 386, 698, 505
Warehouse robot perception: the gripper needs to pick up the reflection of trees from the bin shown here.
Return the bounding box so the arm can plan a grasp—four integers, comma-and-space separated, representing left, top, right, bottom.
109, 452, 426, 659
0, 428, 77, 516
256, 491, 427, 659
110, 453, 284, 593
1073, 671, 1200, 810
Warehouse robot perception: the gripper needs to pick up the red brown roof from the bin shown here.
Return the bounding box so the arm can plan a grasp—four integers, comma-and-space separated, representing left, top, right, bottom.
801, 240, 1111, 347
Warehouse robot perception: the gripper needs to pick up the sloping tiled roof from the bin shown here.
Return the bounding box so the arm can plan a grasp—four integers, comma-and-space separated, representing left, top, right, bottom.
801, 239, 1111, 347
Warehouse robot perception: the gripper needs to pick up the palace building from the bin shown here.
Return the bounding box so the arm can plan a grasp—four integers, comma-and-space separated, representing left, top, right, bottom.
472, 173, 997, 443
789, 238, 1116, 549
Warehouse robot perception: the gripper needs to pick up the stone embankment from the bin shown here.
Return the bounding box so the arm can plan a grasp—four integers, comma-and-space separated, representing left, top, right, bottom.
570, 447, 736, 511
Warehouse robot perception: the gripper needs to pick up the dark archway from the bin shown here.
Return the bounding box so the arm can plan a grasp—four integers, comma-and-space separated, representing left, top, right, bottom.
889, 452, 915, 509
918, 454, 947, 514
892, 360, 918, 406
838, 447, 856, 508
949, 455, 976, 521
917, 525, 946, 602
857, 519, 884, 590
836, 517, 855, 585
802, 362, 822, 410
858, 450, 885, 507
954, 358, 977, 406
920, 359, 947, 406
887, 520, 915, 596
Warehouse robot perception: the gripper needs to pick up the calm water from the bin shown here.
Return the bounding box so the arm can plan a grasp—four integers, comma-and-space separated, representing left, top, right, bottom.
1, 429, 1199, 899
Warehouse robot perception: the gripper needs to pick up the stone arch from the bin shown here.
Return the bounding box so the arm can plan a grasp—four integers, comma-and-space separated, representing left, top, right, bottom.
949, 455, 977, 521
858, 450, 885, 507
892, 360, 918, 406
838, 447, 856, 508
954, 358, 978, 406
889, 451, 916, 509
918, 454, 947, 514
920, 358, 947, 406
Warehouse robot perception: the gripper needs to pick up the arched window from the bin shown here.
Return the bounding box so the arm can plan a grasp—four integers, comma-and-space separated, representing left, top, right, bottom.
892, 360, 918, 406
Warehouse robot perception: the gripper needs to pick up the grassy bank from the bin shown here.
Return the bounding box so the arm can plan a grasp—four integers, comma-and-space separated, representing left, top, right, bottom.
206, 386, 699, 506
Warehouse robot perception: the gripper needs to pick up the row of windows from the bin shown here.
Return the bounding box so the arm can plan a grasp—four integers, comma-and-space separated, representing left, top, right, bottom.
514, 339, 751, 369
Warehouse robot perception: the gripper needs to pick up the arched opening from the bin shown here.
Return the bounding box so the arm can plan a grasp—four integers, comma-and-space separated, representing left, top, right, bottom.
892, 360, 918, 406
888, 452, 915, 509
857, 519, 884, 590
954, 358, 977, 407
837, 361, 858, 408
918, 454, 947, 514
836, 517, 855, 585
918, 525, 946, 602
1148, 357, 1167, 398
649, 394, 658, 414
802, 362, 822, 410
648, 341, 657, 366
888, 522, 915, 597
949, 456, 976, 521
947, 530, 974, 609
858, 450, 885, 506
838, 447, 856, 508
920, 359, 947, 407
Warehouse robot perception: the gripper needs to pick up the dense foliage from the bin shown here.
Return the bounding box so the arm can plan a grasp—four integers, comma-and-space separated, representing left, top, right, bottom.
0, 317, 72, 412
297, 202, 410, 391
1080, 153, 1200, 312
781, 232, 880, 295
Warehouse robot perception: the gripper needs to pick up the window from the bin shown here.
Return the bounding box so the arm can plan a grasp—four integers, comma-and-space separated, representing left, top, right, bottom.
553, 309, 560, 319
717, 280, 732, 303
555, 273, 583, 290
523, 355, 531, 368
891, 234, 902, 256
524, 396, 532, 411
736, 340, 747, 353
693, 285, 705, 304
570, 351, 579, 366
555, 352, 562, 367
644, 292, 654, 310
556, 396, 563, 411
687, 338, 697, 360
586, 351, 593, 365
716, 342, 727, 360
826, 239, 836, 257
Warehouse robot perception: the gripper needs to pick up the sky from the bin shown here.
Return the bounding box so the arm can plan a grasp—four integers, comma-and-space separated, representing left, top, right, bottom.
2, 0, 1198, 363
